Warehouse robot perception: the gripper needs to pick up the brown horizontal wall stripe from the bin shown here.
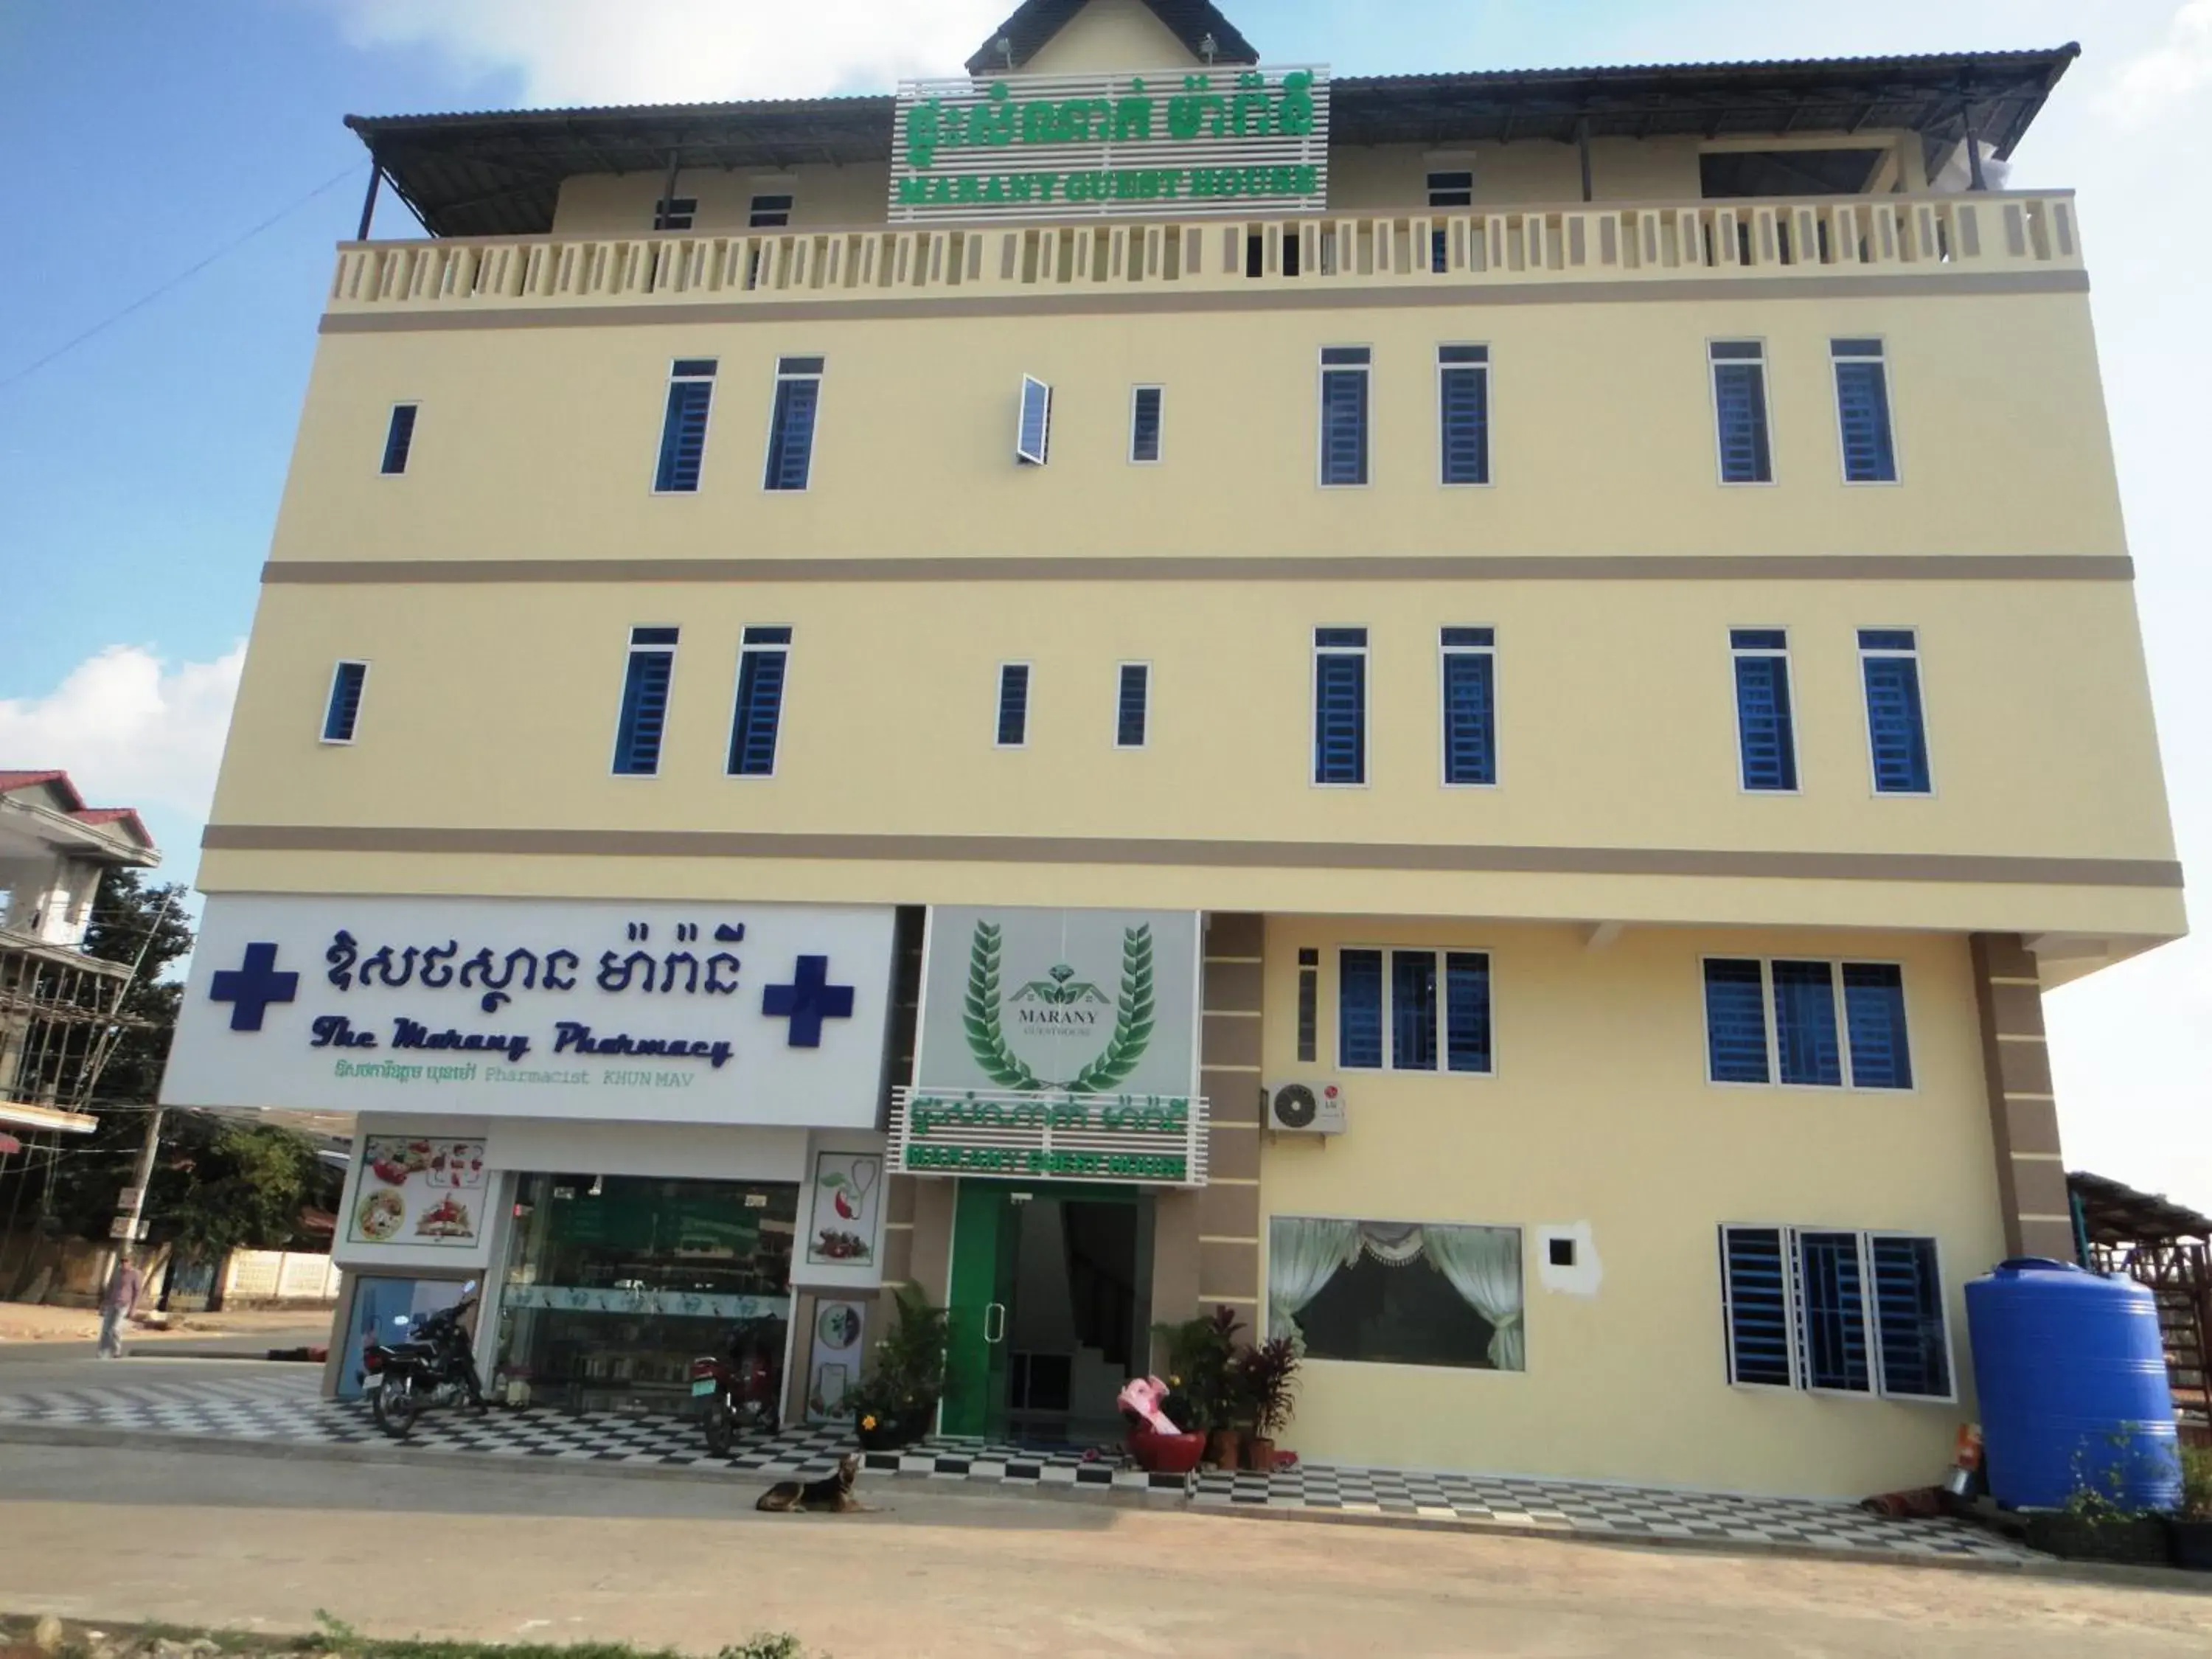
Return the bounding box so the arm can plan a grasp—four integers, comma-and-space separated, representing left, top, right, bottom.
200, 823, 2185, 889
262, 554, 2135, 587
318, 268, 2087, 337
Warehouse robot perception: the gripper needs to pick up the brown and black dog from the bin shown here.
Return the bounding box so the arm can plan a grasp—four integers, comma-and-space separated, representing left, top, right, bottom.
756, 1453, 866, 1514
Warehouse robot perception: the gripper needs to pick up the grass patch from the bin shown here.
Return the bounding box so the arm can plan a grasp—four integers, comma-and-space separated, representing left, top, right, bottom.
0, 1617, 809, 1659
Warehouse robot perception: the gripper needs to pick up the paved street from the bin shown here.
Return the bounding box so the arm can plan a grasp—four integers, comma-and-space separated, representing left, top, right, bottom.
2, 1441, 2208, 1659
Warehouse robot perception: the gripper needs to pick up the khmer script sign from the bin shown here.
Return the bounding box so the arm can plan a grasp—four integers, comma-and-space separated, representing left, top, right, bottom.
161, 895, 897, 1127
888, 64, 1329, 223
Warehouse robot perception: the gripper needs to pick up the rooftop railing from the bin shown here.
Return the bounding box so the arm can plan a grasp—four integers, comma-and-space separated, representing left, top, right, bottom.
329, 191, 2080, 316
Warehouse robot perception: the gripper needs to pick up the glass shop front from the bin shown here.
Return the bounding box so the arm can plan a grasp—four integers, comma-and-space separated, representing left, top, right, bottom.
493, 1172, 797, 1414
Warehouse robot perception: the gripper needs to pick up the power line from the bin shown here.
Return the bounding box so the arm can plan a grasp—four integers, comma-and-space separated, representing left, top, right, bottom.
0, 161, 364, 395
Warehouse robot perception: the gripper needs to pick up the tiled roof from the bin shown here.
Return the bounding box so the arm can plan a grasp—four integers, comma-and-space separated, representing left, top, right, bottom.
0, 770, 157, 855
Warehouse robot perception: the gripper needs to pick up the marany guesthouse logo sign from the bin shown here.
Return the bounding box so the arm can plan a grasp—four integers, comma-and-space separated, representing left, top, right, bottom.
963, 919, 1156, 1093
161, 895, 898, 1128
889, 64, 1329, 223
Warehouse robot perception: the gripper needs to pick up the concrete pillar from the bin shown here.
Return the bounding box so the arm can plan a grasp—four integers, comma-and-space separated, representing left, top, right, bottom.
1969, 933, 2074, 1261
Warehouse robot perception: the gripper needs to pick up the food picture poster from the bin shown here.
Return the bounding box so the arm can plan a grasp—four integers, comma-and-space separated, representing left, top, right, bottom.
348, 1136, 486, 1248
806, 1152, 880, 1265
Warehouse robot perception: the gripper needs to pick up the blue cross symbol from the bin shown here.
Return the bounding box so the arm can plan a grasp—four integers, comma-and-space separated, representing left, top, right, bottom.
209, 942, 300, 1032
761, 955, 855, 1049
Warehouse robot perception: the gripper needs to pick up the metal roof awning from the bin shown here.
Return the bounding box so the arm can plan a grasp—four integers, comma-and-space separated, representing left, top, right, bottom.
2071, 1169, 2212, 1247
347, 44, 2079, 240
0, 1101, 99, 1136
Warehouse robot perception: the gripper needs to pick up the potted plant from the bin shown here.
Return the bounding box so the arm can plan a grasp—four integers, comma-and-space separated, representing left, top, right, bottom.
1155, 1306, 1245, 1470
2174, 1443, 2212, 1572
2023, 1433, 2177, 1566
848, 1284, 947, 1452
1119, 1374, 1206, 1474
1237, 1336, 1301, 1472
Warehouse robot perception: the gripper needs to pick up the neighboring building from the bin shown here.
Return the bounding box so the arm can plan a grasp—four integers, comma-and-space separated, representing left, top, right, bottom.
161, 1, 2185, 1497
0, 771, 159, 1147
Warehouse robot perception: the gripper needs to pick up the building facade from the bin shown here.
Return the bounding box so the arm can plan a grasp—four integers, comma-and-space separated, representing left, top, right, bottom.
161, 1, 2184, 1497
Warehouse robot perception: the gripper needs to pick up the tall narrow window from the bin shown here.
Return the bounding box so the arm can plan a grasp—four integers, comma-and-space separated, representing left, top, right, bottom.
749, 193, 793, 228
1859, 628, 1931, 795
1312, 627, 1367, 785
1703, 958, 1771, 1084
321, 661, 369, 744
653, 359, 716, 493
1440, 626, 1496, 786
1296, 947, 1319, 1064
653, 197, 697, 232
1795, 1230, 1873, 1393
1731, 628, 1798, 792
1438, 345, 1490, 485
1318, 347, 1370, 486
995, 664, 1030, 748
1391, 950, 1440, 1071
1016, 376, 1053, 466
728, 626, 791, 777
380, 405, 418, 476
1832, 338, 1898, 483
1710, 341, 1773, 484
1116, 663, 1149, 748
1427, 170, 1472, 272
1869, 1235, 1952, 1399
1719, 1227, 1795, 1388
613, 627, 679, 776
1338, 948, 1383, 1070
764, 356, 823, 491
1129, 386, 1164, 464
1842, 964, 1913, 1089
1771, 960, 1843, 1087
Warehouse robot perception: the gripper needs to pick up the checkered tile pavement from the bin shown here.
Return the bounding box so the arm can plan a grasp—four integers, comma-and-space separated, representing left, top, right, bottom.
0, 1370, 2033, 1562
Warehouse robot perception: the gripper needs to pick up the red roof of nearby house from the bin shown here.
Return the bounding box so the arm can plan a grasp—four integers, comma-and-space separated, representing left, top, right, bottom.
0, 770, 77, 802
0, 770, 159, 856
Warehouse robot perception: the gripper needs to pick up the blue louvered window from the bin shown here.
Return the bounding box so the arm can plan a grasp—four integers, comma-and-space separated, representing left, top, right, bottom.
1340, 947, 1492, 1074
653, 196, 697, 231
1116, 662, 1149, 748
380, 405, 417, 476
1859, 628, 1931, 794
1722, 1226, 1949, 1398
1312, 627, 1367, 785
1428, 172, 1472, 272
1439, 345, 1490, 484
1338, 948, 1383, 1069
1870, 1235, 1951, 1398
1710, 341, 1773, 484
1772, 960, 1843, 1088
1833, 338, 1898, 483
1720, 1227, 1795, 1387
1296, 947, 1320, 1063
612, 626, 678, 775
1319, 347, 1370, 486
1731, 628, 1798, 792
1842, 963, 1913, 1090
765, 357, 823, 490
995, 664, 1030, 748
1704, 958, 1770, 1083
321, 661, 369, 743
653, 360, 716, 493
1130, 386, 1164, 463
727, 626, 790, 777
1440, 626, 1496, 785
1016, 375, 1052, 466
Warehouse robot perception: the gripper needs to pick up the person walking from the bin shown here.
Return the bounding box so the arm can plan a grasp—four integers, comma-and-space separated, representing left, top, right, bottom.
98, 1249, 143, 1360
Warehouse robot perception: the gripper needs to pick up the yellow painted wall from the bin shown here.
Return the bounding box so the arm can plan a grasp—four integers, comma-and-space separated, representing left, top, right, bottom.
1020, 0, 1200, 75
554, 164, 891, 238
276, 291, 2127, 563
1254, 916, 2004, 1498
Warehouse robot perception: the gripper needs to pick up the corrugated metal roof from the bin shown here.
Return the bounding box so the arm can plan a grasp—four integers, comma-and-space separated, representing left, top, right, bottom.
348, 44, 2078, 240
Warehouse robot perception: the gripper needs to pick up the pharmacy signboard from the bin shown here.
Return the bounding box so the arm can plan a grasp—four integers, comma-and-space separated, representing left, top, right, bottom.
888, 65, 1330, 223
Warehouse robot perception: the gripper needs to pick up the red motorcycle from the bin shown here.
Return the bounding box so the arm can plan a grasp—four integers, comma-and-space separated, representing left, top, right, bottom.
690, 1315, 784, 1455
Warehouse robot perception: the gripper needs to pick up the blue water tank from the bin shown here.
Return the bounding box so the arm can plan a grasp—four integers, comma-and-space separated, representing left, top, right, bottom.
1966, 1257, 2180, 1512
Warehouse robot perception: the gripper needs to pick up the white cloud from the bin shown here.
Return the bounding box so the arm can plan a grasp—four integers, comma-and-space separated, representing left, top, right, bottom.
0, 644, 245, 828
325, 0, 1012, 105
2105, 0, 2212, 126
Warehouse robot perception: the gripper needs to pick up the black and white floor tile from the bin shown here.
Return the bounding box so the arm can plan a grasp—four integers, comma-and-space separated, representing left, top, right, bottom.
0, 1371, 2034, 1562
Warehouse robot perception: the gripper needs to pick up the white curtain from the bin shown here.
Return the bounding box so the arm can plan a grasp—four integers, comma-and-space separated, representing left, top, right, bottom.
1422, 1225, 1526, 1371
1357, 1222, 1425, 1266
1267, 1217, 1360, 1343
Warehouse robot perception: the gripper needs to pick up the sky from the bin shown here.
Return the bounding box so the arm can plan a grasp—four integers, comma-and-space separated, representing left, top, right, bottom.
1, 0, 2208, 1207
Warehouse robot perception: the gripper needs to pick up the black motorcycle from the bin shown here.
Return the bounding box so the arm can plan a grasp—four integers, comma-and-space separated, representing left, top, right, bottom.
361, 1283, 485, 1439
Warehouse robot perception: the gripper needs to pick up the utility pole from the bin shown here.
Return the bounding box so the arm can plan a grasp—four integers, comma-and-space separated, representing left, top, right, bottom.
100, 887, 178, 1305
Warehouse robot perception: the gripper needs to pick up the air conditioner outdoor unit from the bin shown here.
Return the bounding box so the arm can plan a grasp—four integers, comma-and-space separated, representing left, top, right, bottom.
1265, 1080, 1347, 1135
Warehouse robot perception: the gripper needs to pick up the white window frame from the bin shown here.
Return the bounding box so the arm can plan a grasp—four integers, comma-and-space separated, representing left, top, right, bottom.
759, 355, 824, 494
1335, 945, 1496, 1078
1437, 626, 1499, 789
1316, 346, 1373, 490
1857, 625, 1936, 799
1128, 384, 1165, 465
994, 661, 1032, 750
609, 627, 679, 779
1113, 660, 1151, 750
1699, 955, 1916, 1094
319, 659, 370, 746
1707, 337, 1777, 489
1830, 335, 1905, 488
1016, 375, 1052, 467
1718, 1222, 1957, 1403
1435, 346, 1493, 490
726, 626, 793, 781
650, 358, 718, 497
379, 403, 420, 478
1310, 627, 1370, 790
1728, 625, 1801, 797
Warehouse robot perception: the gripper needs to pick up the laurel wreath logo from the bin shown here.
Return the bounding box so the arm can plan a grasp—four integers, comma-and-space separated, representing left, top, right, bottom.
964, 921, 1155, 1092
